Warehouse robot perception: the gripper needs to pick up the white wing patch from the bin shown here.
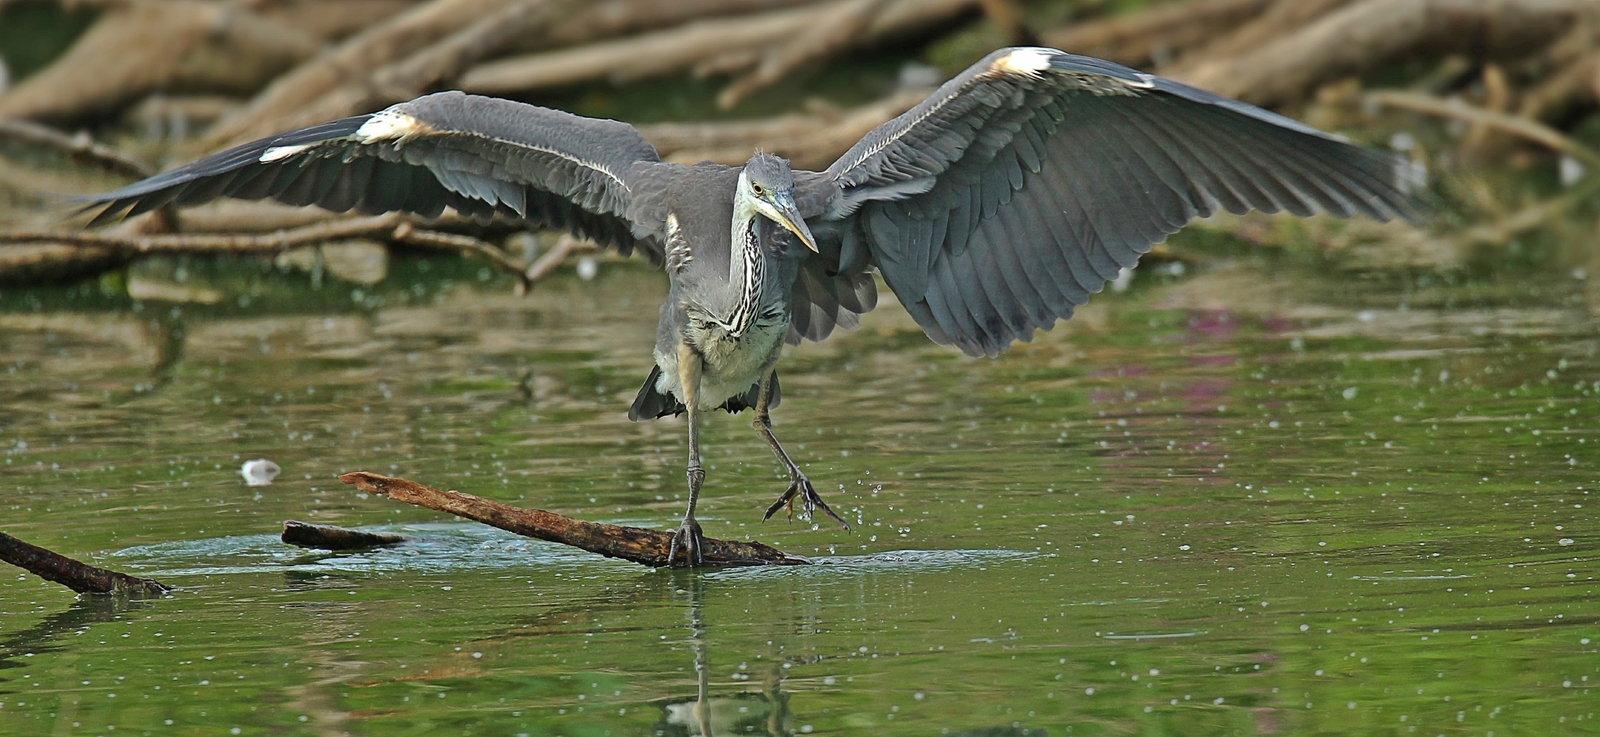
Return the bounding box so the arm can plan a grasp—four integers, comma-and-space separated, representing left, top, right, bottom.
664, 212, 693, 273
260, 144, 313, 163
356, 109, 433, 144
990, 47, 1055, 79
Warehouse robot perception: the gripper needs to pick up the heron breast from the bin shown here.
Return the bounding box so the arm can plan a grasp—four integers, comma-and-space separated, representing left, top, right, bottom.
687, 311, 789, 406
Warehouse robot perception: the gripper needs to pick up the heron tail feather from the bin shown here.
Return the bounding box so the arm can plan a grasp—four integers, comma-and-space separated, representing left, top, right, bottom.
626, 367, 778, 421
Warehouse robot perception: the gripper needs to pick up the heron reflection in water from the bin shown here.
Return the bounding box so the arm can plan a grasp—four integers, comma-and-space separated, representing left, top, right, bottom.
83, 47, 1424, 566
651, 576, 1047, 737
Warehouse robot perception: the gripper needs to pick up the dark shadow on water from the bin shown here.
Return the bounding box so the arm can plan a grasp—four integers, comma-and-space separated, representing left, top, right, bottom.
0, 596, 157, 680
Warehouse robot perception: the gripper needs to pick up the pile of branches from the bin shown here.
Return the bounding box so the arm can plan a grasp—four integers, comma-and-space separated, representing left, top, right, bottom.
2, 0, 1599, 285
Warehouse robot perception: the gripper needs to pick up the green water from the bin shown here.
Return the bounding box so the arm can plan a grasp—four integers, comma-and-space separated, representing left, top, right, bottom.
1, 251, 1597, 737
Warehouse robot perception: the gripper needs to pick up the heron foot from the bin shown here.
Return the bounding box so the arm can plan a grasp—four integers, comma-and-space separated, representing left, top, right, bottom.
667, 516, 705, 567
762, 474, 850, 530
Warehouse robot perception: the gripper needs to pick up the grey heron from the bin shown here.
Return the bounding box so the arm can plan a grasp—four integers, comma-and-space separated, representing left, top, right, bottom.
82, 47, 1424, 566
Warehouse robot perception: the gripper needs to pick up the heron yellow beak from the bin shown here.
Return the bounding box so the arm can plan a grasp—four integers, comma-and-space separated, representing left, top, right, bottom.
771, 194, 819, 253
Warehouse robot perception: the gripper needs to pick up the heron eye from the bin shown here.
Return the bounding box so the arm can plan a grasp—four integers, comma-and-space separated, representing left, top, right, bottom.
752, 183, 766, 197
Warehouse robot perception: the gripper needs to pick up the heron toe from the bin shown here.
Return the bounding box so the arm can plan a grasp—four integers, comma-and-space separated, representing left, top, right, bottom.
763, 474, 850, 530
668, 516, 705, 567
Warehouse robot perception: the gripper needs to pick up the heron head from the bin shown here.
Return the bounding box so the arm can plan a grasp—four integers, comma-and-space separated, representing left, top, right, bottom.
741, 153, 817, 253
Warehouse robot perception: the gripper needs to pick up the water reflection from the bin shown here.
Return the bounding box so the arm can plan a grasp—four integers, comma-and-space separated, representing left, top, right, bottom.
653, 574, 795, 737
0, 597, 156, 676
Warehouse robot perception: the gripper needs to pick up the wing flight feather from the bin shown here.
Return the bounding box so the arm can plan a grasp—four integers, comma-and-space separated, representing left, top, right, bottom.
82, 92, 664, 260
813, 47, 1425, 356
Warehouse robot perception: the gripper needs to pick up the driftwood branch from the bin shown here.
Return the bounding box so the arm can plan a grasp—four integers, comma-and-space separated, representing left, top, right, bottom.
540, 0, 819, 48
338, 472, 811, 568
281, 520, 407, 550
639, 88, 927, 170
203, 0, 570, 149
0, 119, 153, 179
0, 212, 542, 291
524, 233, 585, 283
716, 0, 890, 110
1367, 89, 1600, 166
388, 221, 535, 293
1159, 0, 1351, 76
0, 0, 320, 123
460, 0, 977, 103
1042, 0, 1275, 67
1171, 0, 1599, 107
0, 532, 171, 596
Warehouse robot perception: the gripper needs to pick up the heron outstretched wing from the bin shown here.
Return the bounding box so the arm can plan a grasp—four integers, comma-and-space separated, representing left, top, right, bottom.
811, 47, 1425, 356
83, 91, 663, 259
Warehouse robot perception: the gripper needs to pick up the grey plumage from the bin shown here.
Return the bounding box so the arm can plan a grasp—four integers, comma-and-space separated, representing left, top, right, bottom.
81, 47, 1426, 566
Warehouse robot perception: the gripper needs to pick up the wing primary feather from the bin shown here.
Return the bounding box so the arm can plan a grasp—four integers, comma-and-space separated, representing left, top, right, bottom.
1034, 157, 1111, 297
1090, 100, 1212, 228
1055, 140, 1140, 281
966, 216, 1034, 340
980, 206, 1051, 331
999, 183, 1076, 321
1010, 177, 1084, 317
924, 256, 984, 355
1133, 107, 1264, 216
1062, 101, 1183, 252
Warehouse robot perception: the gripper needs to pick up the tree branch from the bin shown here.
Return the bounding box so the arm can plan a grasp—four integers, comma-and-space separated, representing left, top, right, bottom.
338, 472, 811, 568
0, 532, 170, 596
0, 119, 153, 179
1367, 89, 1600, 167
1, 213, 545, 291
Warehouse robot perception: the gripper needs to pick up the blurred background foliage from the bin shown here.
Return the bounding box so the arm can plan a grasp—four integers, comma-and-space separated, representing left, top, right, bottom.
0, 0, 1597, 299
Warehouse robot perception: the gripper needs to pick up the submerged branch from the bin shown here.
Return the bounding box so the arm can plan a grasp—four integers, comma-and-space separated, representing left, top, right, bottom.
0, 532, 171, 596
281, 521, 407, 551
338, 472, 811, 568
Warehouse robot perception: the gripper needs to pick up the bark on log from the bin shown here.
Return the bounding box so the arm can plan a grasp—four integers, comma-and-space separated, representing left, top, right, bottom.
338, 472, 812, 568
1172, 0, 1600, 108
0, 0, 320, 123
281, 520, 407, 550
0, 532, 171, 596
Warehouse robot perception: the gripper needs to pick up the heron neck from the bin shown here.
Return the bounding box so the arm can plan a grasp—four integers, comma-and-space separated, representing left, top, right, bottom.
718, 209, 766, 338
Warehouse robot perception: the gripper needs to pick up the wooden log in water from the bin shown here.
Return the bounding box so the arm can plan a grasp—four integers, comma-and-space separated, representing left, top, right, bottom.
338, 472, 810, 568
0, 532, 170, 597
281, 521, 408, 551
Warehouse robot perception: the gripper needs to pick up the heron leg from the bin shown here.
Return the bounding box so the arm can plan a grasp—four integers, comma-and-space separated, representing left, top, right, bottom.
669, 344, 707, 567
754, 369, 850, 530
